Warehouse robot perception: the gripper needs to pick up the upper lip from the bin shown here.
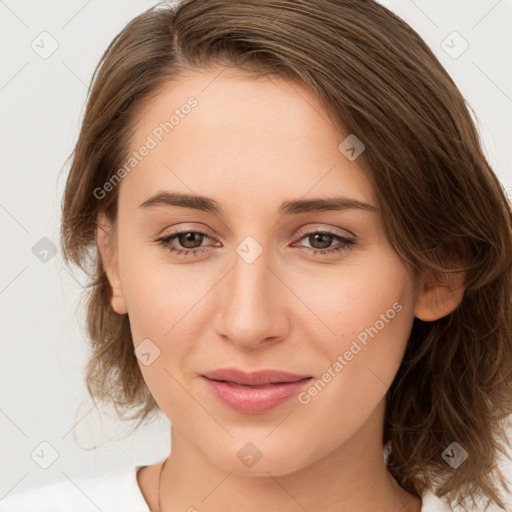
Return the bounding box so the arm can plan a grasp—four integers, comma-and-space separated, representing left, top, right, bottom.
202, 368, 312, 386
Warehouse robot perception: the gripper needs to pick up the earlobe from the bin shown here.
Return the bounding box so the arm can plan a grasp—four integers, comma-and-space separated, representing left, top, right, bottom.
96, 212, 128, 315
414, 271, 467, 322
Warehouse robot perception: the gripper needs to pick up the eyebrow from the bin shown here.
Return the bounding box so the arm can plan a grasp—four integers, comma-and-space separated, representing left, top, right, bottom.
139, 192, 377, 216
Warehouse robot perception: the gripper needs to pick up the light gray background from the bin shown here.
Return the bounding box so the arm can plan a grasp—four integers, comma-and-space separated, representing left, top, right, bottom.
1, 0, 511, 508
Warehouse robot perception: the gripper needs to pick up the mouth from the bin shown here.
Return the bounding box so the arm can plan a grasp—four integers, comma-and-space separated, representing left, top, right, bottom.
201, 372, 313, 414
208, 379, 307, 388
201, 368, 312, 386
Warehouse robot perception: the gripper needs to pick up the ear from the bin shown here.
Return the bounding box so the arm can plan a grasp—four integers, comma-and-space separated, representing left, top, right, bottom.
414, 271, 467, 322
96, 211, 128, 315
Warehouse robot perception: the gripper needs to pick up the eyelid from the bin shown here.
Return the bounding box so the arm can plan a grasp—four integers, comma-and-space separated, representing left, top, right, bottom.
294, 224, 356, 241
158, 224, 217, 241
155, 224, 357, 259
158, 224, 355, 244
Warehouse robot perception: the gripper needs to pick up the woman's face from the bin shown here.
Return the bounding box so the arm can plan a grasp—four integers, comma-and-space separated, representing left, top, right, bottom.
100, 67, 421, 475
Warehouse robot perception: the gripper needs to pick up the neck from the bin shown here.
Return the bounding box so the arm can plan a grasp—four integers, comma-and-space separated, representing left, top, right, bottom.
158, 426, 421, 512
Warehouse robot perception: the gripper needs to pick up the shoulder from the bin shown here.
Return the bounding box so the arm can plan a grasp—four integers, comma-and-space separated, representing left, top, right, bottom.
0, 465, 150, 512
421, 489, 452, 512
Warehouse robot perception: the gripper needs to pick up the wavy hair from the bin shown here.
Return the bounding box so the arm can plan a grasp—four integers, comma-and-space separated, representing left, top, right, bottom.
60, 0, 512, 510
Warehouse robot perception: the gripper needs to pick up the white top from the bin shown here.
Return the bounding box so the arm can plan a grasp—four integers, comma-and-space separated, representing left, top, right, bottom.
0, 465, 450, 511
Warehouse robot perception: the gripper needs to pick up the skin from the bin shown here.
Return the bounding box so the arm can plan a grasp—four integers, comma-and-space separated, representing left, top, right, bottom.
96, 67, 466, 512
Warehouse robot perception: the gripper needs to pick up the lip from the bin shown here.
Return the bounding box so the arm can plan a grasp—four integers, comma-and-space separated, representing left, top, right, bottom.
201, 368, 312, 414
202, 368, 311, 385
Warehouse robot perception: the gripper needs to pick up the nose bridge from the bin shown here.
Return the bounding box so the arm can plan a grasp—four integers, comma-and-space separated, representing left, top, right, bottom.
215, 238, 287, 348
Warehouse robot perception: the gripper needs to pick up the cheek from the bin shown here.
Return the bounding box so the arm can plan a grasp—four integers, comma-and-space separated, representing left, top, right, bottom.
117, 234, 198, 342
293, 253, 415, 415
117, 245, 216, 410
121, 255, 200, 413
290, 251, 414, 349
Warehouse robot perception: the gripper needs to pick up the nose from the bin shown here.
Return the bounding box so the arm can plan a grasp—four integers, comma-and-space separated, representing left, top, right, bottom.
213, 243, 290, 350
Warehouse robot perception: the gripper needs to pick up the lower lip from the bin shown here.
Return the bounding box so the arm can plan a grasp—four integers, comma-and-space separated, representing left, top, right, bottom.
202, 376, 312, 414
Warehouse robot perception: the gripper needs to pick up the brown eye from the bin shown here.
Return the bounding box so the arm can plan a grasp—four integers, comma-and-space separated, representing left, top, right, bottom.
293, 230, 356, 256
155, 228, 355, 259
175, 231, 206, 249
155, 229, 214, 256
306, 233, 334, 250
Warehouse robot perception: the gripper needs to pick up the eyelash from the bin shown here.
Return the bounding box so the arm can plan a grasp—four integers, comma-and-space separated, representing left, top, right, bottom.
154, 228, 355, 258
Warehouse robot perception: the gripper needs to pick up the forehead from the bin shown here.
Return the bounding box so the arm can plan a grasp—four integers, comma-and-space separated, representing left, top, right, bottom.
119, 68, 375, 213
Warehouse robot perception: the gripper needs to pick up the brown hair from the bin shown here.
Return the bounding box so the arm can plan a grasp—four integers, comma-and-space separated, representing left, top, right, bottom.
60, 0, 512, 509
